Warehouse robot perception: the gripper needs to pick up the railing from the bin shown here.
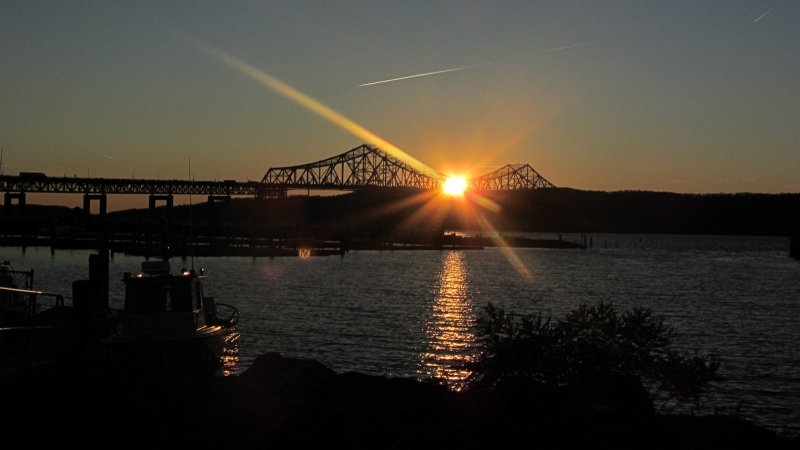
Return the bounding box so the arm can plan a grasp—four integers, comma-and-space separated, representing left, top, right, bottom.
0, 267, 34, 290
213, 302, 240, 327
0, 286, 65, 322
0, 175, 265, 196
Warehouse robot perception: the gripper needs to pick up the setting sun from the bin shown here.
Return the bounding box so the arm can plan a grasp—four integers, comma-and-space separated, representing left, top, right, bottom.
443, 176, 468, 196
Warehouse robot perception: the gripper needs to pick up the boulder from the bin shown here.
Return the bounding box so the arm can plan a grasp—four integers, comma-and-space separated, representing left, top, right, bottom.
240, 352, 336, 394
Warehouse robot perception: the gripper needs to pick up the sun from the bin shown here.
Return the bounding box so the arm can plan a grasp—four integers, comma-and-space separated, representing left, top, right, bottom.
443, 176, 468, 196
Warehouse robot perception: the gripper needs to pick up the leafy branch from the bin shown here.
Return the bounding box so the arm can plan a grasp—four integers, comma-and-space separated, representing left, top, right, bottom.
468, 302, 721, 410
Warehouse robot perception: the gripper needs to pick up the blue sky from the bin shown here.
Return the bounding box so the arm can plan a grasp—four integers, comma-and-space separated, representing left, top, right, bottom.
1, 1, 798, 208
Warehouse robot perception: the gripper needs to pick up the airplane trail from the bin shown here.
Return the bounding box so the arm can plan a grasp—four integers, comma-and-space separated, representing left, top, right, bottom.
359, 61, 500, 87
753, 10, 770, 23
547, 41, 595, 52
360, 41, 594, 87
360, 67, 469, 87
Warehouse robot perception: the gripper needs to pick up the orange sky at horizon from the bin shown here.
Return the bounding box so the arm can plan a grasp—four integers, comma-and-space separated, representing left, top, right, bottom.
2, 1, 799, 202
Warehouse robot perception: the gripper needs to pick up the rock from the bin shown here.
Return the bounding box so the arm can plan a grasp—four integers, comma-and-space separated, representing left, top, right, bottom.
659, 415, 794, 449
1, 353, 792, 449
488, 374, 655, 415
239, 352, 336, 394
574, 375, 655, 415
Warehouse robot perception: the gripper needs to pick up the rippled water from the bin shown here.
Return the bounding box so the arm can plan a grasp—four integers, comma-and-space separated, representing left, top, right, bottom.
5, 234, 799, 431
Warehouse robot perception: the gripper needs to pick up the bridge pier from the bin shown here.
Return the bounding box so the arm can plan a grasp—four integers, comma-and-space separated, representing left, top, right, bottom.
83, 193, 107, 216
149, 194, 174, 210
4, 192, 26, 217
206, 195, 231, 242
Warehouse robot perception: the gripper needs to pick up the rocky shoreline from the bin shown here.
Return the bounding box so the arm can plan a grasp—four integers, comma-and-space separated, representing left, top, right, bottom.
1, 352, 795, 449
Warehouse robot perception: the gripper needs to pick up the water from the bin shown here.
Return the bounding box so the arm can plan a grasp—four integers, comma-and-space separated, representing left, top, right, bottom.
4, 234, 798, 432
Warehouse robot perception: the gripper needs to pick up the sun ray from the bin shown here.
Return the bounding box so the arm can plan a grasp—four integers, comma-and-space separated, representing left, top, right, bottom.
474, 213, 532, 279
465, 191, 501, 214
351, 189, 438, 224
194, 41, 440, 179
445, 189, 531, 279
393, 192, 452, 233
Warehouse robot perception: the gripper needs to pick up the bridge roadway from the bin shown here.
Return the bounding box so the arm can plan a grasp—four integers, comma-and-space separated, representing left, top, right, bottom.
0, 175, 266, 196
0, 173, 438, 199
0, 173, 440, 215
0, 174, 276, 215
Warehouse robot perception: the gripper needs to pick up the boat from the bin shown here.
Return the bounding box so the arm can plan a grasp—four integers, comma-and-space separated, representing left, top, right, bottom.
0, 260, 67, 328
102, 259, 239, 374
0, 260, 34, 326
0, 261, 70, 367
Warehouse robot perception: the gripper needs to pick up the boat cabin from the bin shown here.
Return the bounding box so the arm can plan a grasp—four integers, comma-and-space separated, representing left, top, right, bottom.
118, 260, 213, 337
125, 261, 205, 313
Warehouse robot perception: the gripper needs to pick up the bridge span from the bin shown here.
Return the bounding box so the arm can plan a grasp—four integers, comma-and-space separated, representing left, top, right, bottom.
1, 144, 554, 214
261, 144, 554, 191
0, 175, 270, 215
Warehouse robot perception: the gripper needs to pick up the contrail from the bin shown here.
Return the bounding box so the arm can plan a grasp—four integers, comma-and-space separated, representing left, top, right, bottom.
547, 41, 595, 52
753, 9, 770, 23
360, 66, 473, 87
360, 41, 594, 87
359, 60, 501, 87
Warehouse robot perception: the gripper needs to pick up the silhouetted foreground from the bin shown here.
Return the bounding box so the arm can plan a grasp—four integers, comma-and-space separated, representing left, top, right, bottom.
469, 302, 721, 411
1, 353, 794, 449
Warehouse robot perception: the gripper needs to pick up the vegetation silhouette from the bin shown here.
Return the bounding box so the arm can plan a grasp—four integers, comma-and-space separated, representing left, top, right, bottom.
468, 302, 721, 411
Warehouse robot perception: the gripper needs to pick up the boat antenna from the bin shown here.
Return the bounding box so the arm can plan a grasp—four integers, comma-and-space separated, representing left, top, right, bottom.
0, 147, 4, 175
188, 156, 195, 271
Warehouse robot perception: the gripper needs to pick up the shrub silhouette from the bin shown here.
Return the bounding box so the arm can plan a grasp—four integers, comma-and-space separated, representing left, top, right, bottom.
468, 302, 721, 410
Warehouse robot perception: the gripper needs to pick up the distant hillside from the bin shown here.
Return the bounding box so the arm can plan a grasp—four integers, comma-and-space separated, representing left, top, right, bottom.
1, 203, 84, 220
484, 189, 800, 235
6, 188, 800, 236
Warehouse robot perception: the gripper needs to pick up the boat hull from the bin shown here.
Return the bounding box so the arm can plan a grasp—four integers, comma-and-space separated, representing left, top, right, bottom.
102, 326, 239, 376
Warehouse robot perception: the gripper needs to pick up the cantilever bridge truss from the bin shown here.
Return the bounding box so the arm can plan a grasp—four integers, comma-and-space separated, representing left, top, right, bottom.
261, 144, 439, 191
261, 144, 554, 194
468, 163, 554, 191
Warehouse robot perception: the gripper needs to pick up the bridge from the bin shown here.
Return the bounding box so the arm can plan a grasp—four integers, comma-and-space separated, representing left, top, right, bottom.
262, 144, 440, 190
261, 144, 554, 192
1, 144, 554, 214
469, 163, 554, 190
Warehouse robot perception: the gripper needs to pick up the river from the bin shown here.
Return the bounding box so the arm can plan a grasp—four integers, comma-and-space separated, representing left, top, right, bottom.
4, 233, 798, 432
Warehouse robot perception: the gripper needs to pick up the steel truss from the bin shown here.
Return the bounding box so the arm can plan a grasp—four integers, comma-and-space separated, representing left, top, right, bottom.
469, 164, 555, 191
261, 144, 440, 190
0, 176, 266, 196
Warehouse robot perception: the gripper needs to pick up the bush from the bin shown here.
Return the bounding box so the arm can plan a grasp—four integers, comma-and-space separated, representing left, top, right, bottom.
468, 302, 721, 410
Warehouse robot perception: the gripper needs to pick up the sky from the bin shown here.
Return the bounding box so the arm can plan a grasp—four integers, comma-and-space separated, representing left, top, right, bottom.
1, 1, 799, 210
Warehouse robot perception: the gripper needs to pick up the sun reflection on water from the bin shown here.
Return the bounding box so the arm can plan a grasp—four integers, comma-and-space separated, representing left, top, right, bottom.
219, 331, 241, 377
419, 251, 478, 391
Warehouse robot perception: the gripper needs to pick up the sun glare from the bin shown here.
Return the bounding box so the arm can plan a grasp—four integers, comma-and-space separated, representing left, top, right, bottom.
443, 176, 468, 196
